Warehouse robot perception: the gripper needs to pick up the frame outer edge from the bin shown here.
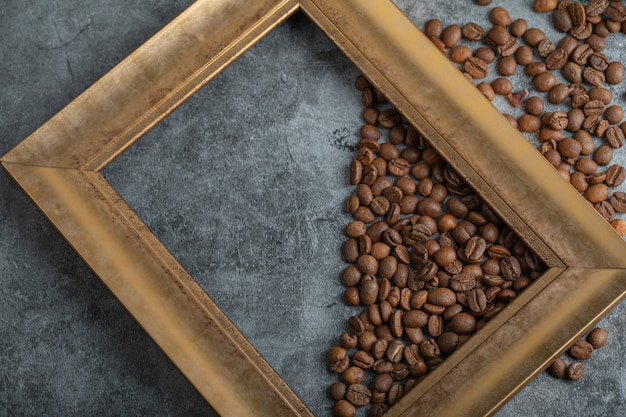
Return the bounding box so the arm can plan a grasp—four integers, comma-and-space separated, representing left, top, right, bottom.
2, 161, 313, 417
304, 0, 626, 269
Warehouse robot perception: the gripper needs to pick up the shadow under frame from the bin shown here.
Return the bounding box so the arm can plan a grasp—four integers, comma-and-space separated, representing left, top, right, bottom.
3, 0, 626, 416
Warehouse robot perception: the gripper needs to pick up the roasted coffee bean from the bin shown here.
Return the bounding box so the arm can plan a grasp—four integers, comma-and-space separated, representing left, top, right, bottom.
567, 362, 585, 381
487, 25, 511, 46
495, 56, 516, 77
424, 19, 443, 38
419, 339, 440, 359
346, 383, 372, 407
441, 24, 462, 48
605, 105, 624, 125
606, 126, 626, 148
562, 61, 583, 83
549, 112, 570, 131
526, 61, 547, 76
427, 287, 457, 307
534, 71, 557, 92
552, 7, 573, 32
546, 47, 568, 70
490, 6, 512, 25
448, 312, 476, 335
607, 2, 626, 22
607, 165, 626, 187
500, 255, 522, 280
497, 39, 520, 57
606, 61, 625, 84
333, 399, 356, 417
586, 0, 609, 17
508, 17, 526, 36
610, 192, 626, 212
571, 43, 593, 65
570, 340, 594, 360
518, 114, 542, 132
548, 83, 570, 104
587, 183, 610, 203
462, 22, 485, 41
583, 67, 605, 86
587, 327, 609, 348
548, 357, 567, 379
464, 56, 489, 79
589, 52, 609, 72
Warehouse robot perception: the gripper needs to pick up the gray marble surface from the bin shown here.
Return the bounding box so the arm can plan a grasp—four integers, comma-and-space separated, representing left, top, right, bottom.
1, 1, 626, 416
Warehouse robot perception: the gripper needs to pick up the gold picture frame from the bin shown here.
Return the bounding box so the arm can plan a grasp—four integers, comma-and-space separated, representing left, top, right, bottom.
3, 0, 626, 416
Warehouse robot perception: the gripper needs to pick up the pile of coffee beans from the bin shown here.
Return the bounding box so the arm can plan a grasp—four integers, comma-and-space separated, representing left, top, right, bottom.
328, 2, 624, 415
426, 0, 626, 235
327, 74, 545, 417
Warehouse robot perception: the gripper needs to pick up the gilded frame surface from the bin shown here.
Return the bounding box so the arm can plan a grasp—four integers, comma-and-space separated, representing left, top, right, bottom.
3, 0, 626, 416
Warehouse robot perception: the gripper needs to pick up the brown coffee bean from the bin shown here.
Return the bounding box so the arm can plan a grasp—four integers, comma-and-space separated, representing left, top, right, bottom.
546, 48, 568, 70
424, 19, 443, 39
500, 255, 522, 280
449, 45, 473, 64
593, 145, 613, 166
607, 165, 626, 187
534, 0, 557, 12
518, 114, 542, 132
605, 105, 624, 125
587, 327, 608, 348
441, 24, 462, 48
595, 200, 615, 221
583, 99, 605, 117
548, 83, 570, 104
586, 0, 609, 17
487, 25, 511, 46
548, 357, 567, 378
534, 72, 557, 92
606, 61, 625, 84
607, 2, 626, 22
387, 158, 410, 176
333, 399, 356, 417
574, 157, 598, 175
513, 45, 533, 66
427, 314, 444, 338
586, 34, 606, 53
569, 1, 587, 26
548, 111, 569, 130
496, 57, 517, 77
465, 56, 489, 79
566, 362, 585, 381
610, 191, 626, 212
537, 38, 556, 57
524, 27, 546, 46
419, 339, 440, 359
570, 339, 594, 360
474, 47, 496, 64
468, 288, 488, 313
583, 67, 605, 86
575, 131, 594, 157
525, 61, 547, 77
448, 312, 476, 335
511, 18, 528, 37
561, 62, 583, 84
566, 108, 584, 132
571, 43, 593, 65
552, 7, 573, 31
524, 96, 544, 116
586, 183, 609, 203
490, 6, 512, 25
462, 22, 485, 41
588, 52, 609, 72
606, 126, 626, 148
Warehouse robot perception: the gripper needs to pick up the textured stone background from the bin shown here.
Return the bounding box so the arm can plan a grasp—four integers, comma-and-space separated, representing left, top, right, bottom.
1, 1, 626, 416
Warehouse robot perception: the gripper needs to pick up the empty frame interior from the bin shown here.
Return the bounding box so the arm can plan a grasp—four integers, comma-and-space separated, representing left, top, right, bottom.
3, 1, 626, 416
